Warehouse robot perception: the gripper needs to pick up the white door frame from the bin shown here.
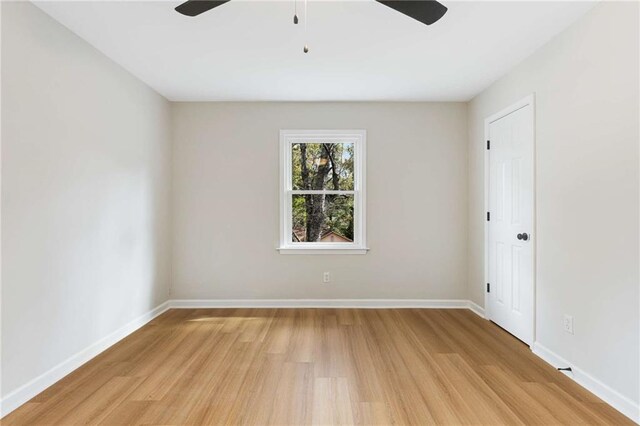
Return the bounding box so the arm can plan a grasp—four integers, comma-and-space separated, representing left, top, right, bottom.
483, 93, 536, 344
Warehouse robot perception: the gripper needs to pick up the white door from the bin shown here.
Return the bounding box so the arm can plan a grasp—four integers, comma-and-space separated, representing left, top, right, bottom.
487, 101, 534, 345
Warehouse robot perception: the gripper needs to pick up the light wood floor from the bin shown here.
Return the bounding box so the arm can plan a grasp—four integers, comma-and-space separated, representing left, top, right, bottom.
3, 308, 633, 425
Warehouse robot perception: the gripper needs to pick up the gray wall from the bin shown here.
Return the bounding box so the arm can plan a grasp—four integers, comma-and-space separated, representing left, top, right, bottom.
467, 1, 639, 406
171, 102, 468, 300
1, 2, 172, 397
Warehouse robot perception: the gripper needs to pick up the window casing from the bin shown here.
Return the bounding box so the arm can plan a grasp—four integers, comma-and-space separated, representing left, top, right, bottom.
279, 130, 367, 254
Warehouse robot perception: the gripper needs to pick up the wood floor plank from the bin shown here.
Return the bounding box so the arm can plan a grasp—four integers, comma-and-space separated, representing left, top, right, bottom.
477, 365, 562, 425
2, 308, 634, 425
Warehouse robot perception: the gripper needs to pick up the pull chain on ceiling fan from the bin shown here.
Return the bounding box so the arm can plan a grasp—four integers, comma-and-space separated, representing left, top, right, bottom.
303, 0, 309, 53
174, 0, 448, 53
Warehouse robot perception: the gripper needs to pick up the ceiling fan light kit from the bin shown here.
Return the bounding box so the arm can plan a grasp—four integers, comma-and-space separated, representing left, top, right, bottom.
174, 0, 447, 53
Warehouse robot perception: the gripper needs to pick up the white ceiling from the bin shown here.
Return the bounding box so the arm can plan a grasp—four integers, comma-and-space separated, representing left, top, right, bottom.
34, 0, 597, 101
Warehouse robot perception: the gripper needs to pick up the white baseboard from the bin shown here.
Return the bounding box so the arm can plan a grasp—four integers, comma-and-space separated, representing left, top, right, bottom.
532, 342, 639, 423
0, 301, 170, 418
467, 300, 486, 318
168, 298, 471, 309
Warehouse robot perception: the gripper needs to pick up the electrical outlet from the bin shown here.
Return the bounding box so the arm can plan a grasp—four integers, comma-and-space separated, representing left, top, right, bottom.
323, 272, 330, 283
563, 314, 574, 334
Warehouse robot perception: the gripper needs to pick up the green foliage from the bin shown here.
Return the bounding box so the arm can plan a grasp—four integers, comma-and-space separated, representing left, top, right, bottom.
292, 143, 354, 190
292, 195, 354, 241
291, 142, 355, 242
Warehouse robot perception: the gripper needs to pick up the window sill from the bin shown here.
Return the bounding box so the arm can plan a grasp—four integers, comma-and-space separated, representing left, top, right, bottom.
277, 246, 369, 255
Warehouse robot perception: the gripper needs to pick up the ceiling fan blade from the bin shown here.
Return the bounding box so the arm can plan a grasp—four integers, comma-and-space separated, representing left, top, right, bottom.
376, 0, 447, 26
175, 0, 231, 17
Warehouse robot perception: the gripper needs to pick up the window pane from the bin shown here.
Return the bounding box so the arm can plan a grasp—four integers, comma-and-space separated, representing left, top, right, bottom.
291, 143, 354, 190
292, 194, 354, 243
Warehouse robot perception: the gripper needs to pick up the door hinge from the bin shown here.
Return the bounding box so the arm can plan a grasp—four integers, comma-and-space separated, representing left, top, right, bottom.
486, 140, 490, 150
486, 211, 490, 221
487, 283, 491, 293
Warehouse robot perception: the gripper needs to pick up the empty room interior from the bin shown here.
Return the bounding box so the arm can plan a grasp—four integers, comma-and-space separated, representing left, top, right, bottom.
1, 0, 639, 424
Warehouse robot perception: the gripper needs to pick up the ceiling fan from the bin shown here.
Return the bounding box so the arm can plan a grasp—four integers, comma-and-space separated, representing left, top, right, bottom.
174, 0, 448, 53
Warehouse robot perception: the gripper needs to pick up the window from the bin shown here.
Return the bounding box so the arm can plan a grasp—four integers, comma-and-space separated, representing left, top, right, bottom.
279, 130, 367, 254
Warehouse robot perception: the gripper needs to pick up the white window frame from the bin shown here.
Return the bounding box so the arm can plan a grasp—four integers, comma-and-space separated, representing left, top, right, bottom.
278, 129, 368, 255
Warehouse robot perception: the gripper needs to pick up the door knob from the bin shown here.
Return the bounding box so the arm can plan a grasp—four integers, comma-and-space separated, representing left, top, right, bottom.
517, 233, 529, 241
